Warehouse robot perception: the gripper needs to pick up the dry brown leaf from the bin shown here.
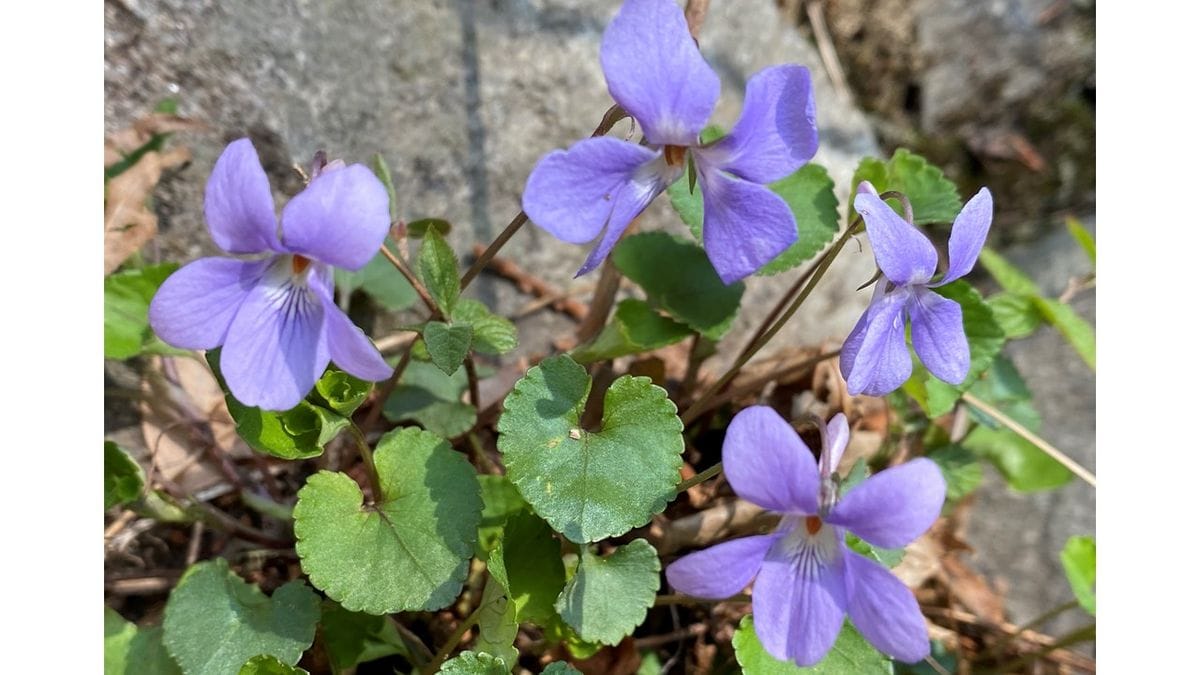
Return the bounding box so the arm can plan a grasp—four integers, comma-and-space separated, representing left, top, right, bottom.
939, 555, 1007, 624
104, 145, 191, 274
139, 353, 249, 494
652, 498, 776, 556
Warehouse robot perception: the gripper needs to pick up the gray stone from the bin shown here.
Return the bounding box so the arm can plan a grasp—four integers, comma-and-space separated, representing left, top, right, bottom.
965, 217, 1095, 639
105, 0, 879, 366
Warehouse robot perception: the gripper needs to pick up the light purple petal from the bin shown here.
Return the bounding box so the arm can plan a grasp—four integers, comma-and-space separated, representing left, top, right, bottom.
204, 138, 282, 254
843, 550, 930, 664
908, 288, 969, 385
723, 406, 819, 514
702, 65, 818, 183
149, 257, 269, 350
666, 534, 779, 600
573, 160, 670, 277
281, 164, 391, 271
699, 170, 798, 284
935, 188, 993, 285
840, 289, 912, 396
599, 0, 719, 146
316, 289, 392, 382
523, 137, 660, 245
820, 413, 850, 480
220, 261, 330, 411
854, 183, 938, 285
827, 458, 945, 549
753, 539, 847, 666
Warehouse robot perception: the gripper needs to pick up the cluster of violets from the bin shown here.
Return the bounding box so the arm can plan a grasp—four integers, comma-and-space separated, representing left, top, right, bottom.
146, 0, 993, 668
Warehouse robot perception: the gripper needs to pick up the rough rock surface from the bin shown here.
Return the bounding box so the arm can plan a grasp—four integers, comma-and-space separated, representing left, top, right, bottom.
105, 0, 880, 368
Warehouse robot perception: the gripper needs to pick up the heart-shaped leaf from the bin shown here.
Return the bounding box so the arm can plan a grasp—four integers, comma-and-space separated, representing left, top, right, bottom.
424, 321, 474, 376
294, 427, 482, 614
850, 149, 962, 225
162, 559, 319, 675
554, 539, 660, 646
497, 355, 684, 543
105, 607, 182, 675
486, 509, 566, 624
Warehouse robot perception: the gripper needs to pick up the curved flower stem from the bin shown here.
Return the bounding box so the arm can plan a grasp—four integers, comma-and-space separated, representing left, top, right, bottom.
676, 462, 723, 493
379, 243, 442, 319
362, 342, 414, 431
682, 223, 861, 426
421, 602, 485, 675
458, 104, 629, 293
464, 356, 481, 411
961, 391, 1096, 487
348, 422, 383, 502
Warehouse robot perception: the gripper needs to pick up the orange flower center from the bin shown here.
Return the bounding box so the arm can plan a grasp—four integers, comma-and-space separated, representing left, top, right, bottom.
664, 144, 687, 167
291, 255, 311, 275
805, 515, 823, 535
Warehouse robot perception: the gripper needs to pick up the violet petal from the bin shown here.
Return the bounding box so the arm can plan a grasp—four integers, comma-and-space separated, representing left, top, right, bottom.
699, 169, 797, 284
843, 550, 931, 664
722, 406, 819, 515
854, 183, 938, 285
281, 164, 391, 271
316, 287, 392, 382
841, 289, 912, 396
149, 257, 269, 350
934, 188, 993, 286
599, 0, 719, 146
665, 534, 779, 600
204, 138, 282, 254
908, 288, 969, 385
753, 539, 847, 666
826, 458, 945, 549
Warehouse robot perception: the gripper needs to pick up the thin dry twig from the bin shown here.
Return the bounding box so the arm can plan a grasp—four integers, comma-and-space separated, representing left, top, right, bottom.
804, 1, 851, 101
961, 392, 1096, 487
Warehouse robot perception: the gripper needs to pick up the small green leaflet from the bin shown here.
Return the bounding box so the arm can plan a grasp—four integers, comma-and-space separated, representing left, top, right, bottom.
486, 509, 567, 624
554, 539, 660, 645
312, 369, 373, 417
371, 153, 399, 221
476, 575, 519, 668
237, 655, 307, 675
420, 229, 461, 315
452, 299, 518, 355
732, 615, 893, 674
987, 292, 1041, 340
497, 355, 684, 543
294, 427, 482, 614
476, 474, 527, 558
104, 441, 145, 509
437, 652, 509, 674
162, 559, 320, 675
1060, 535, 1096, 614
319, 601, 409, 672
105, 263, 178, 359
105, 606, 182, 675
613, 232, 744, 340
384, 359, 476, 438
408, 218, 453, 238
849, 149, 962, 225
543, 664, 583, 674
571, 298, 692, 364
424, 321, 474, 375
927, 444, 982, 505
845, 533, 905, 569
1064, 217, 1096, 265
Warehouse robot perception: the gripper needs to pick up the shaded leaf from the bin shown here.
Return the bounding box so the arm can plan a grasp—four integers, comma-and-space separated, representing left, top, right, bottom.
732, 615, 893, 674
334, 240, 418, 312
554, 539, 660, 646
320, 600, 409, 672
487, 509, 566, 624
927, 444, 983, 505
497, 355, 684, 543
1060, 536, 1096, 614
294, 427, 482, 614
476, 475, 527, 558
238, 655, 307, 675
918, 281, 1006, 417
105, 441, 145, 509
420, 230, 460, 315
987, 292, 1041, 340
105, 607, 182, 675
409, 218, 453, 238
1032, 297, 1095, 370
383, 359, 476, 438
977, 248, 1041, 297
571, 299, 692, 364
476, 575, 519, 669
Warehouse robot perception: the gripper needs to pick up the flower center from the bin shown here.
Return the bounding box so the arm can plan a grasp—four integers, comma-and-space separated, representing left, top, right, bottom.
663, 144, 688, 167
291, 255, 311, 276
805, 515, 823, 535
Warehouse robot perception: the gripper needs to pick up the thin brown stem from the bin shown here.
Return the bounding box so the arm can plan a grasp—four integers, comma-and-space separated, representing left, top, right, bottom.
421, 603, 485, 675
676, 462, 723, 493
464, 357, 481, 412
977, 599, 1080, 662
575, 252, 624, 343
654, 593, 749, 607
459, 104, 629, 292
688, 350, 840, 422
961, 391, 1096, 487
380, 243, 441, 317
733, 256, 824, 365
362, 343, 413, 430
348, 423, 384, 502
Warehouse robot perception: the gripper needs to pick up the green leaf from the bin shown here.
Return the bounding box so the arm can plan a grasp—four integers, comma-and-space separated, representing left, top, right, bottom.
476, 475, 527, 558
840, 458, 869, 495
313, 369, 373, 416
1032, 297, 1095, 369
636, 651, 662, 675
1060, 535, 1096, 614
668, 161, 841, 275
438, 652, 509, 674
106, 607, 183, 675
917, 281, 1006, 417
105, 441, 145, 509
733, 615, 893, 674
371, 153, 398, 221
420, 230, 460, 314
294, 427, 483, 614
613, 232, 744, 339
319, 600, 409, 673
497, 355, 684, 543
977, 248, 1041, 297
476, 575, 519, 669
409, 218, 453, 238
452, 299, 518, 356
543, 664, 583, 674
850, 150, 962, 225
162, 559, 320, 675
987, 292, 1042, 340
927, 444, 982, 505
1065, 217, 1096, 265
105, 263, 178, 359
384, 359, 477, 438
237, 655, 307, 675
845, 533, 905, 569
571, 299, 692, 363
424, 321, 474, 375
335, 240, 419, 312
554, 539, 660, 645
487, 509, 566, 624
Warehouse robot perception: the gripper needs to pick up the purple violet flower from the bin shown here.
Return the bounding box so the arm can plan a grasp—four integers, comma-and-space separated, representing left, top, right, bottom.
149, 138, 394, 411
665, 406, 945, 666
521, 0, 818, 284
840, 182, 994, 396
